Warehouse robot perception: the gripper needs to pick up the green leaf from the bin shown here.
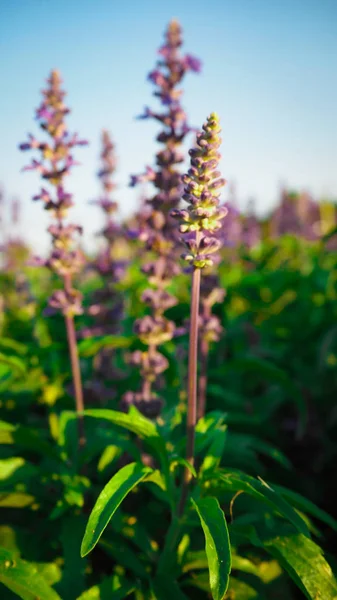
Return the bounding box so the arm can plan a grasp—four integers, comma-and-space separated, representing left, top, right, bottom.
170, 457, 197, 479
76, 574, 134, 599
215, 356, 307, 435
34, 562, 62, 586
78, 335, 132, 357
264, 533, 337, 600
83, 408, 171, 497
182, 549, 208, 573
0, 493, 35, 508
0, 338, 27, 355
225, 578, 258, 599
0, 353, 26, 376
99, 537, 148, 578
200, 428, 227, 474
192, 497, 231, 600
83, 407, 164, 455
272, 484, 337, 532
144, 469, 167, 491
81, 462, 152, 557
0, 420, 61, 462
59, 516, 87, 599
98, 445, 122, 472
216, 470, 310, 536
231, 553, 281, 583
0, 457, 25, 481
0, 547, 61, 599
152, 576, 189, 599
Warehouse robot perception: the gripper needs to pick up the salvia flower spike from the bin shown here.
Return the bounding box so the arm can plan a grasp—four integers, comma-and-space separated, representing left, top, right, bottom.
83, 131, 126, 399
174, 112, 226, 514
172, 112, 227, 261
19, 69, 88, 446
122, 20, 200, 418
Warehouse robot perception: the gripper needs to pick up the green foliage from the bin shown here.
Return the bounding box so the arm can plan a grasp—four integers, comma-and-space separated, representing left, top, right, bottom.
0, 547, 61, 599
192, 497, 231, 600
264, 534, 337, 599
81, 462, 152, 556
2, 239, 337, 599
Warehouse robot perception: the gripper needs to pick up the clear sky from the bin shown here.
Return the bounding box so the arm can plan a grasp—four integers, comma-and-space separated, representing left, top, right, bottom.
1, 0, 336, 252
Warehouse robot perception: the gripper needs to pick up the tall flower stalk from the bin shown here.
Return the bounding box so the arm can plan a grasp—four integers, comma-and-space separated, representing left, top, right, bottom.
123, 20, 201, 417
172, 112, 226, 511
198, 274, 225, 419
82, 131, 127, 401
19, 70, 87, 445
87, 130, 126, 338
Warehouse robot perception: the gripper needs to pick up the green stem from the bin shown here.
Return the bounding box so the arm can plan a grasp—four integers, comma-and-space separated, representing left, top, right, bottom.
157, 516, 182, 575
63, 275, 85, 447
178, 264, 201, 516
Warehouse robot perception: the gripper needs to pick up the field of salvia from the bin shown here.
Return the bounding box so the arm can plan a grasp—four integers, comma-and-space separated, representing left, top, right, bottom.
1, 19, 337, 600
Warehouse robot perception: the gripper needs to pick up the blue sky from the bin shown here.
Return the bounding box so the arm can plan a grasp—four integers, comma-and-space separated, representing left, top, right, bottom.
1, 0, 336, 251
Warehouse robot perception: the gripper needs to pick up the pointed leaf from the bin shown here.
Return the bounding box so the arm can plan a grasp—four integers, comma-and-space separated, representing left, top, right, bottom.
264, 533, 337, 600
272, 484, 337, 532
216, 470, 309, 536
152, 576, 189, 599
83, 407, 165, 456
0, 547, 61, 599
81, 462, 152, 557
192, 497, 231, 600
0, 420, 61, 462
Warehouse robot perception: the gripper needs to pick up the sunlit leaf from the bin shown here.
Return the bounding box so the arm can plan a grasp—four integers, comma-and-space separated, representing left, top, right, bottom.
215, 469, 310, 536
0, 547, 61, 599
192, 497, 231, 600
81, 462, 152, 557
264, 533, 337, 600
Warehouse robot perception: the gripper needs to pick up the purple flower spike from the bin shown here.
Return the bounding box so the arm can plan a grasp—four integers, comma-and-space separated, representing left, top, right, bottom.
184, 54, 202, 72
19, 69, 88, 443
124, 20, 201, 419
19, 69, 87, 317
84, 130, 127, 347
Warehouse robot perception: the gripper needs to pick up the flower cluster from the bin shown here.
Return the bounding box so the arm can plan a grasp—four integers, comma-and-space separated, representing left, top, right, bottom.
19, 70, 87, 317
131, 19, 201, 228
92, 131, 126, 281
123, 20, 200, 417
172, 112, 227, 268
199, 274, 225, 344
85, 131, 126, 342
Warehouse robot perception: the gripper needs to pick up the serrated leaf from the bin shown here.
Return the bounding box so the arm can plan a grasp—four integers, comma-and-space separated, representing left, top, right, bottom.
81, 462, 152, 557
192, 497, 231, 600
0, 547, 61, 599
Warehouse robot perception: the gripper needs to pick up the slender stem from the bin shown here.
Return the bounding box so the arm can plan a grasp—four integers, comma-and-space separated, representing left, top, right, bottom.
63, 274, 85, 447
157, 516, 181, 575
198, 337, 209, 421
178, 264, 201, 516
65, 314, 85, 446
